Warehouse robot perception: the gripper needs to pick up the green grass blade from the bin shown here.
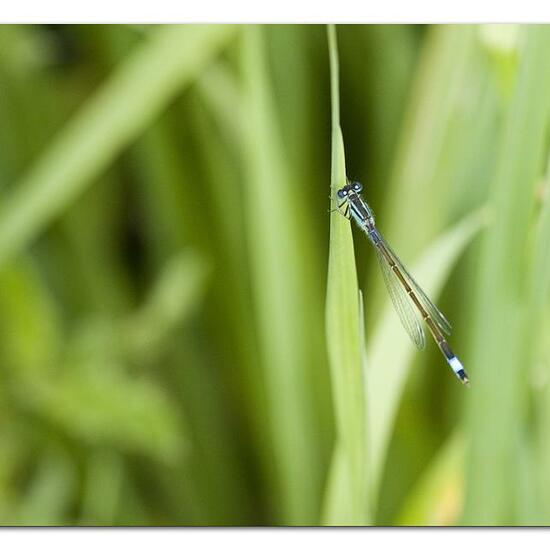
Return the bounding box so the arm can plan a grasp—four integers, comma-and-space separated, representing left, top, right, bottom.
122, 250, 209, 362
365, 26, 484, 332
533, 158, 550, 519
196, 62, 242, 149
321, 442, 353, 524
397, 431, 465, 526
379, 26, 478, 257
323, 25, 369, 526
0, 260, 62, 380
15, 449, 76, 526
367, 209, 486, 502
241, 25, 328, 525
0, 25, 236, 267
464, 25, 550, 525
529, 157, 550, 323
537, 313, 550, 520
80, 450, 124, 525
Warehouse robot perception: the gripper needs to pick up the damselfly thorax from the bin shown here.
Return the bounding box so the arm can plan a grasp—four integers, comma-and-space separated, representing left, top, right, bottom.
337, 182, 375, 228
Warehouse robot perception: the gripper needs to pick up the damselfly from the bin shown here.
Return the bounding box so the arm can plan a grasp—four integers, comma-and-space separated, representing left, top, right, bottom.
336, 181, 469, 386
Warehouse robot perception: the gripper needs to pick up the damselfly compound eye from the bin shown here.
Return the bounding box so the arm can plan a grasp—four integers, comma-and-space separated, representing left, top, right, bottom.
337, 188, 348, 199
353, 182, 363, 192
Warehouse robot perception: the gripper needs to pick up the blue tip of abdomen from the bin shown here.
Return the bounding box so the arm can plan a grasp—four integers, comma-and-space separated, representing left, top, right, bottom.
448, 356, 470, 386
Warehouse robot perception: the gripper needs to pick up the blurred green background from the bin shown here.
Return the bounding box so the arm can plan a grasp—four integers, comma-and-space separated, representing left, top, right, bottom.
0, 23, 549, 526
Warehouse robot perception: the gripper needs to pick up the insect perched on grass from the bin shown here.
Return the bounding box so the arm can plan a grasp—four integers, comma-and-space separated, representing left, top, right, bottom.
335, 180, 469, 386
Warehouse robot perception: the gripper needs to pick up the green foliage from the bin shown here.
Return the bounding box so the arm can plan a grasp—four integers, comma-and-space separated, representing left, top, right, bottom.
0, 23, 549, 526
240, 25, 329, 524
367, 209, 487, 504
464, 26, 550, 526
323, 25, 369, 525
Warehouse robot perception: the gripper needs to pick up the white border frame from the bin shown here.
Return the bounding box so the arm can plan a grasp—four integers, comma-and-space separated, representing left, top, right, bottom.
1, 0, 550, 23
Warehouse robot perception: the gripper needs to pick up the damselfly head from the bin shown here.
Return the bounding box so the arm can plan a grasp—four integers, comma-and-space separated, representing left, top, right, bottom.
337, 181, 363, 199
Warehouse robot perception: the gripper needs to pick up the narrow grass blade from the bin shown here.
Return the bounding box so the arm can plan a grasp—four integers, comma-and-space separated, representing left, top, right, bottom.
196, 62, 243, 150
323, 25, 369, 526
464, 26, 550, 525
0, 25, 236, 267
536, 314, 550, 520
529, 158, 550, 330
122, 250, 209, 362
15, 449, 76, 526
0, 260, 62, 380
367, 209, 486, 502
241, 25, 329, 525
380, 26, 478, 257
365, 26, 485, 331
321, 442, 353, 524
533, 158, 550, 520
397, 432, 465, 526
80, 450, 124, 525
